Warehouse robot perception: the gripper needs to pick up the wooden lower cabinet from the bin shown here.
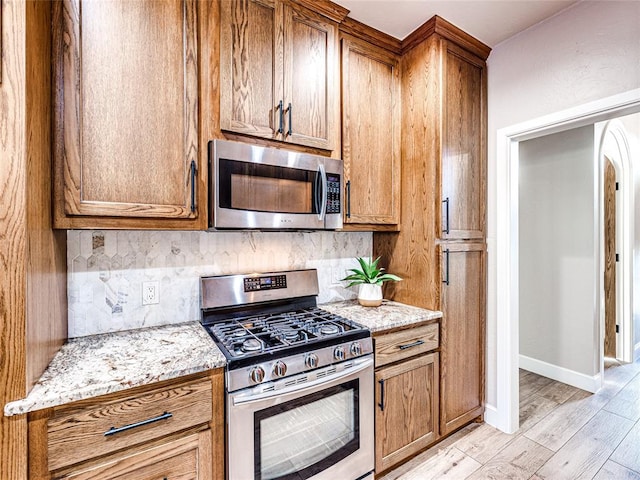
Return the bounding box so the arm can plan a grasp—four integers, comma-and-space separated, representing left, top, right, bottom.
58, 430, 211, 480
375, 352, 439, 474
28, 371, 224, 480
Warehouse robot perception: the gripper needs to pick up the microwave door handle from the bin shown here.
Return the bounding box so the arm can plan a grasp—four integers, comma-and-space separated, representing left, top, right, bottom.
314, 167, 321, 217
317, 164, 327, 222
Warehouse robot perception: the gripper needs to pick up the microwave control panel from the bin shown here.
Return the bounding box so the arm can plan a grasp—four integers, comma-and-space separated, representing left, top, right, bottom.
327, 174, 341, 214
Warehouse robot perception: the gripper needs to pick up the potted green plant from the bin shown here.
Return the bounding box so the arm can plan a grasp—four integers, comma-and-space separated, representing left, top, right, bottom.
342, 257, 402, 307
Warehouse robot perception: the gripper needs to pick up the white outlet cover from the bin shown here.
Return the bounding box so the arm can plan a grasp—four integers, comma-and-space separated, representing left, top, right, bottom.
142, 281, 159, 305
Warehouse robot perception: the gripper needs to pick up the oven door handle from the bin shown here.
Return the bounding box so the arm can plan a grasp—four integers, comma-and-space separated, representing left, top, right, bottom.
231, 357, 373, 406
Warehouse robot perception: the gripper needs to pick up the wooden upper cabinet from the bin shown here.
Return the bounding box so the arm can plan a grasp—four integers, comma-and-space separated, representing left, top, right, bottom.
220, 0, 338, 150
341, 34, 401, 227
220, 0, 283, 141
53, 0, 204, 228
440, 40, 486, 240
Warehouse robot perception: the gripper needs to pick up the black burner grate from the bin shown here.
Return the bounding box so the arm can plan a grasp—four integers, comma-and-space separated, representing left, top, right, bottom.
207, 307, 360, 359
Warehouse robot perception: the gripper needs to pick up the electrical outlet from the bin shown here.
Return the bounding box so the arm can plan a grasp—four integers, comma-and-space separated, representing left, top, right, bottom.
142, 281, 159, 305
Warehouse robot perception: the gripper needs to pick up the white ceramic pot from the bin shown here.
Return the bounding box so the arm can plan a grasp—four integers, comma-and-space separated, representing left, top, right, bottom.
358, 283, 383, 307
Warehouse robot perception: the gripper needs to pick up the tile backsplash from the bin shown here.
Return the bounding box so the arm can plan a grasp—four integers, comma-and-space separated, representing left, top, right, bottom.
67, 230, 372, 337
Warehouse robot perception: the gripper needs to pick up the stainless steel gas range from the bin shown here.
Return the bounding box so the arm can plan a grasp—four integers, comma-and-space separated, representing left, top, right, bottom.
200, 269, 374, 480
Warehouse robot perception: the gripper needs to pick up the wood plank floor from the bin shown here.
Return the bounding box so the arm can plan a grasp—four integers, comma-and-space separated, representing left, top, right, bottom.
380, 358, 640, 480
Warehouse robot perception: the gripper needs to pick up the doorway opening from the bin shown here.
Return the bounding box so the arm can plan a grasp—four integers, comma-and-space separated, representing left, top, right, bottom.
490, 88, 640, 434
598, 118, 635, 365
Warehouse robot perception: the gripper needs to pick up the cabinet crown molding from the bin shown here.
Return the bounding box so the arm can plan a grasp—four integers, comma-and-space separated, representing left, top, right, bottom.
288, 0, 349, 23
402, 15, 491, 59
339, 17, 402, 55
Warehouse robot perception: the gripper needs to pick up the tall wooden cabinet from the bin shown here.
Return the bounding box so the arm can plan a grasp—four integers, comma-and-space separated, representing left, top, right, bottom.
52, 0, 207, 229
340, 25, 401, 229
1, 2, 68, 477
220, 0, 341, 151
374, 15, 490, 442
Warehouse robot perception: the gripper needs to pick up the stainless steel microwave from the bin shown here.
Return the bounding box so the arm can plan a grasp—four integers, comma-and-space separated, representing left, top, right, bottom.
209, 140, 343, 230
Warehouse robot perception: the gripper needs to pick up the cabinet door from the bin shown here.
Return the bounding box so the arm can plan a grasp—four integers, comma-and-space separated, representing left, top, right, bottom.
341, 35, 400, 226
375, 353, 439, 473
283, 3, 337, 150
440, 243, 485, 435
220, 0, 284, 141
59, 431, 212, 480
53, 0, 200, 223
440, 40, 486, 240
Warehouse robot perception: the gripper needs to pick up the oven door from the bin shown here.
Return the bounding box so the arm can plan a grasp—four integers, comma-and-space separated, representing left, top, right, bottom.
210, 140, 342, 230
227, 356, 374, 480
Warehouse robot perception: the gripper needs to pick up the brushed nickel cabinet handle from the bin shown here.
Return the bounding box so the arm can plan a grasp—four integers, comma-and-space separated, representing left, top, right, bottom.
104, 411, 173, 437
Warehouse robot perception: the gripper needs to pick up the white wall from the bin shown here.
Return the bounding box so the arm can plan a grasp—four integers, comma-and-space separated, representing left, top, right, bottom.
519, 125, 597, 376
487, 1, 640, 406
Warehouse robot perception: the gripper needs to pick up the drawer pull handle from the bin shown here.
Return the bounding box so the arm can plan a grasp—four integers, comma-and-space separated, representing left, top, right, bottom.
104, 412, 173, 437
398, 339, 425, 350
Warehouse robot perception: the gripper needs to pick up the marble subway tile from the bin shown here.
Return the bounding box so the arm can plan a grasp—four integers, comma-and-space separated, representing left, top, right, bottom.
67, 230, 372, 337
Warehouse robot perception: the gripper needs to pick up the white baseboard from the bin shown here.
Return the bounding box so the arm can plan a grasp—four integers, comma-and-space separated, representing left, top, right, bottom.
634, 342, 640, 362
483, 404, 500, 429
519, 355, 601, 393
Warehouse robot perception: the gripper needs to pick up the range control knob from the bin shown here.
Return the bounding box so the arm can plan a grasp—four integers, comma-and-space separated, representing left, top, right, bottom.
272, 361, 287, 378
249, 366, 265, 383
350, 342, 362, 356
334, 346, 346, 361
305, 353, 319, 369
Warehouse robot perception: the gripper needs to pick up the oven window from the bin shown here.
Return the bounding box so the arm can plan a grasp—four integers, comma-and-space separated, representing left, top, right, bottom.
219, 159, 318, 214
255, 379, 360, 480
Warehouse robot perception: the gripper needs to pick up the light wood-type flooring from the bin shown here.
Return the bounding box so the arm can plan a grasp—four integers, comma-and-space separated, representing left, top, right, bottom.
380, 358, 640, 479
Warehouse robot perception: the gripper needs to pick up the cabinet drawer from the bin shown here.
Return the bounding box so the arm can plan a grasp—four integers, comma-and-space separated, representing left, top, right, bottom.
375, 323, 439, 367
58, 430, 211, 480
48, 379, 212, 471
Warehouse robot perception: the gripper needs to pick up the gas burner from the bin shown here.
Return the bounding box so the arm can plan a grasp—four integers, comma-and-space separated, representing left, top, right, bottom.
280, 328, 301, 342
241, 338, 262, 352
319, 323, 340, 336
231, 329, 249, 338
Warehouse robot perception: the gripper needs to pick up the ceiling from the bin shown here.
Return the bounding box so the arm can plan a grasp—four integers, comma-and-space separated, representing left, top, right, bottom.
332, 0, 579, 47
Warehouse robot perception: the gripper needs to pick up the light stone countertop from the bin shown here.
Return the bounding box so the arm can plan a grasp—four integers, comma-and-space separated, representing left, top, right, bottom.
321, 299, 442, 332
4, 322, 225, 417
